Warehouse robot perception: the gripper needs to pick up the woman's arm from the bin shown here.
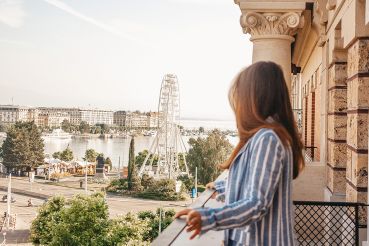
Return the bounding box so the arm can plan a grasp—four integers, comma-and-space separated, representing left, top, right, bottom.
196, 132, 285, 232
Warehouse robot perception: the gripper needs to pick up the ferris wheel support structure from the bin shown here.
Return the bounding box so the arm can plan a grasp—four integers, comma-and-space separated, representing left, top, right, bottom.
138, 74, 189, 179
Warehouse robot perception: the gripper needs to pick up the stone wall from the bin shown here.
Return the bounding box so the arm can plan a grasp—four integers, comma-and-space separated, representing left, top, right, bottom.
346, 38, 369, 207
327, 62, 348, 195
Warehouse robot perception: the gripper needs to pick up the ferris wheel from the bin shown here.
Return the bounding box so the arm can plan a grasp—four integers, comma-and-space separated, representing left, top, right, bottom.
138, 74, 189, 179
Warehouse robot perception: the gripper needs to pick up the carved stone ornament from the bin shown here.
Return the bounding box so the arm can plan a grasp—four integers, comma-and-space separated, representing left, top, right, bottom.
326, 0, 337, 10
240, 12, 304, 36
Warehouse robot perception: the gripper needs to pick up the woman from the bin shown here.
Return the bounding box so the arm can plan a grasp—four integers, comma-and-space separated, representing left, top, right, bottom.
175, 61, 304, 245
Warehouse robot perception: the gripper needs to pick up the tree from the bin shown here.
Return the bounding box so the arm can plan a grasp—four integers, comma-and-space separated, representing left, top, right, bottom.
79, 121, 90, 134
186, 129, 233, 184
96, 123, 110, 134
1, 121, 45, 173
199, 126, 205, 134
0, 123, 8, 132
60, 146, 73, 162
61, 120, 71, 133
105, 157, 112, 169
50, 193, 110, 245
108, 213, 149, 245
84, 149, 98, 162
30, 193, 157, 245
52, 151, 62, 159
135, 150, 158, 168
127, 137, 142, 191
31, 193, 110, 245
30, 196, 66, 245
141, 174, 155, 190
137, 208, 175, 242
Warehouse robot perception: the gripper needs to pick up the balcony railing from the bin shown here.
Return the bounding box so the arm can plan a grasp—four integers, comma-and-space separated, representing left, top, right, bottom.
153, 174, 367, 245
304, 146, 318, 163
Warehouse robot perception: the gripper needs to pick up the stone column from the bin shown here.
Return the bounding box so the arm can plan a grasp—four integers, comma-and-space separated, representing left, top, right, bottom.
239, 11, 304, 90
346, 39, 369, 216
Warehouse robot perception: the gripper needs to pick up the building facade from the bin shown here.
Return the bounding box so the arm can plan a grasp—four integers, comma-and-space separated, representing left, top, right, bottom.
79, 109, 113, 125
0, 105, 34, 124
113, 111, 127, 127
37, 112, 70, 128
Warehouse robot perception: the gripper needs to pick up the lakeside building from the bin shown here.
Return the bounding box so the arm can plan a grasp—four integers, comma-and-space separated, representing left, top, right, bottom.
113, 111, 160, 128
79, 108, 113, 125
113, 110, 127, 127
37, 112, 70, 128
0, 106, 114, 127
37, 107, 81, 125
0, 105, 35, 124
147, 112, 160, 128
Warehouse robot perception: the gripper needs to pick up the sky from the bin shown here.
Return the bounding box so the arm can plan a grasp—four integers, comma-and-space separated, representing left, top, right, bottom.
0, 0, 253, 120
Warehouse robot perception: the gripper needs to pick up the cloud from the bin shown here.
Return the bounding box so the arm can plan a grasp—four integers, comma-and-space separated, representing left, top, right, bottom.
41, 0, 147, 45
0, 0, 26, 27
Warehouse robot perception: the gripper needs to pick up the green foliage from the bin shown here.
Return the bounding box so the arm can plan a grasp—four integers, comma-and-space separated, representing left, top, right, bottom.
31, 193, 172, 245
0, 123, 8, 132
199, 126, 205, 133
96, 123, 110, 134
79, 121, 90, 134
108, 213, 149, 245
84, 149, 98, 162
197, 185, 206, 193
137, 208, 175, 242
49, 193, 109, 245
32, 193, 111, 245
60, 146, 74, 162
52, 151, 61, 160
141, 174, 155, 190
61, 120, 71, 133
107, 178, 128, 193
135, 179, 186, 201
105, 157, 112, 169
135, 150, 158, 168
1, 121, 45, 172
30, 196, 66, 245
177, 174, 194, 192
128, 137, 143, 191
186, 129, 233, 184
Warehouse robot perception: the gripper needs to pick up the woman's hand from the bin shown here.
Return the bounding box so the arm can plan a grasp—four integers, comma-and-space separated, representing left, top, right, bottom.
206, 182, 215, 190
206, 182, 218, 199
175, 208, 202, 240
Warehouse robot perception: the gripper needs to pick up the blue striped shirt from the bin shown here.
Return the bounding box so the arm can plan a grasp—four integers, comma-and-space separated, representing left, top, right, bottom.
195, 128, 295, 245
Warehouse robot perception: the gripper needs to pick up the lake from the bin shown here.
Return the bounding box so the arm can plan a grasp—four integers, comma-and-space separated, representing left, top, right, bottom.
0, 119, 238, 167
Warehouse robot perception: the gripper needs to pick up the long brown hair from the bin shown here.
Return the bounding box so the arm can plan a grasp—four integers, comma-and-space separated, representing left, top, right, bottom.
221, 61, 304, 179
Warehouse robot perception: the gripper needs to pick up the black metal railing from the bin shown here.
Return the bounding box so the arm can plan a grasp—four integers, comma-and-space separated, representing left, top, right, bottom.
294, 201, 367, 246
304, 146, 318, 162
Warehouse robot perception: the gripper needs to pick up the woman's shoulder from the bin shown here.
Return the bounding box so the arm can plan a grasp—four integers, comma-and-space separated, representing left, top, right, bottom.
250, 128, 285, 150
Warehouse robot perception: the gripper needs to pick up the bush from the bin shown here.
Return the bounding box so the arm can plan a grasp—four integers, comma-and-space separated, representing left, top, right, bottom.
30, 193, 174, 245
107, 178, 128, 193
177, 174, 194, 191
107, 213, 149, 245
135, 179, 187, 201
141, 174, 155, 190
137, 208, 175, 242
197, 185, 206, 193
30, 196, 65, 245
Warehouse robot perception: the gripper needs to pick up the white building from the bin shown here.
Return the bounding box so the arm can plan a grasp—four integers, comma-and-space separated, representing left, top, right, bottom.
0, 105, 33, 124
80, 109, 113, 125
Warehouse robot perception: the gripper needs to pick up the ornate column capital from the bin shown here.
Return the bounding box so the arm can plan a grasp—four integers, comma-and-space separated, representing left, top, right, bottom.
240, 11, 305, 38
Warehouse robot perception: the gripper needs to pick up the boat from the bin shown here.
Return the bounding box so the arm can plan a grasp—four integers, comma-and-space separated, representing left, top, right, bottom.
143, 130, 156, 137
42, 129, 72, 140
